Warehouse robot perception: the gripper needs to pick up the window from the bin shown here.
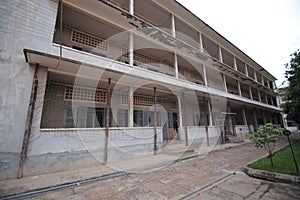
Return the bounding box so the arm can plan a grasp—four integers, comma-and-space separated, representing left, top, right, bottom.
134, 110, 162, 127
64, 106, 112, 128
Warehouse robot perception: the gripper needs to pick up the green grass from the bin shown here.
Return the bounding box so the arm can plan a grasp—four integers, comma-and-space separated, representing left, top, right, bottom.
248, 141, 300, 176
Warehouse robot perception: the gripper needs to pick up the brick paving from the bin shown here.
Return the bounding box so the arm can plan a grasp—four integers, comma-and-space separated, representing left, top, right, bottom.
1, 133, 299, 199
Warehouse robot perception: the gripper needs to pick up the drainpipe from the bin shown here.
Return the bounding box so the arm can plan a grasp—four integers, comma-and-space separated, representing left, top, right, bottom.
103, 78, 111, 164
17, 64, 39, 179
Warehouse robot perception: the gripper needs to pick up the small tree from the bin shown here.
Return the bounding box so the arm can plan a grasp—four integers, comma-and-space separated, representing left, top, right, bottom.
246, 123, 284, 167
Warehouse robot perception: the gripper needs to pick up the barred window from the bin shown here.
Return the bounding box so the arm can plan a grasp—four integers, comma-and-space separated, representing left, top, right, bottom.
65, 86, 106, 103
71, 29, 109, 52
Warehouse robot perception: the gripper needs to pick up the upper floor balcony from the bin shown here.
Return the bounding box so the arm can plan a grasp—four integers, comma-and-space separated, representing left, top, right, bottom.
52, 0, 278, 108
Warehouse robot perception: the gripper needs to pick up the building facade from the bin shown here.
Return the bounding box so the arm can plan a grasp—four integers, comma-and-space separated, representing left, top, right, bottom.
0, 0, 282, 179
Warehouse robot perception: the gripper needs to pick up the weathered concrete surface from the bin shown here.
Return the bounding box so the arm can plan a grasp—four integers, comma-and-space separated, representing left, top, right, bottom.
185, 172, 300, 200
242, 166, 300, 184
1, 134, 298, 200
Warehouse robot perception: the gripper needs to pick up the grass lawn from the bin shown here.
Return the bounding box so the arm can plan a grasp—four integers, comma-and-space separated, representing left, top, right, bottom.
248, 140, 300, 176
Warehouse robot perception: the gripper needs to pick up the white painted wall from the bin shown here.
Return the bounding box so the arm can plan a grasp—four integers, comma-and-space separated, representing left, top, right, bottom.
0, 0, 58, 153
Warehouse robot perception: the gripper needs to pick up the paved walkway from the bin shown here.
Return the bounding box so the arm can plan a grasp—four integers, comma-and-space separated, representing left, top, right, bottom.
0, 133, 299, 199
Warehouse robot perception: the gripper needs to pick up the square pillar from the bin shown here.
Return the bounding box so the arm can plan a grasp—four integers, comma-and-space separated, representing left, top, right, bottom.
128, 86, 134, 127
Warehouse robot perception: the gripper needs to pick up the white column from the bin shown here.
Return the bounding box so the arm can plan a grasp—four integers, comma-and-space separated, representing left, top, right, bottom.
267, 79, 270, 88
128, 86, 134, 127
174, 53, 179, 78
272, 82, 276, 90
177, 94, 183, 140
249, 85, 253, 99
245, 64, 249, 76
218, 46, 223, 63
199, 32, 204, 53
254, 70, 257, 82
270, 95, 274, 106
129, 32, 134, 66
233, 56, 238, 71
203, 65, 208, 87
223, 74, 228, 92
129, 0, 134, 15
258, 90, 262, 102
171, 14, 176, 38
237, 81, 242, 96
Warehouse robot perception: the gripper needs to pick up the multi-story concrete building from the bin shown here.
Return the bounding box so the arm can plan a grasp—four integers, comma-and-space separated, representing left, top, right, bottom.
0, 0, 282, 179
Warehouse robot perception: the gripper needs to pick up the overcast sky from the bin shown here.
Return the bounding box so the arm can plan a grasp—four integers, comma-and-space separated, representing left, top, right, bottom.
176, 0, 300, 87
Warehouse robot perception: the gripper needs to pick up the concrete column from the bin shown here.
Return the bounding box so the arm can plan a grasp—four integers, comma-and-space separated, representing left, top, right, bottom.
182, 93, 188, 146
254, 70, 257, 81
154, 87, 158, 155
242, 107, 247, 126
272, 82, 276, 90
128, 86, 134, 127
258, 90, 262, 102
218, 46, 223, 63
262, 110, 266, 124
129, 0, 134, 15
233, 56, 238, 71
208, 99, 213, 126
174, 53, 179, 78
267, 79, 270, 88
177, 94, 183, 140
253, 109, 258, 131
237, 80, 242, 96
275, 96, 280, 108
270, 96, 274, 106
245, 64, 249, 76
203, 65, 208, 87
199, 32, 204, 53
223, 74, 228, 92
129, 32, 134, 66
171, 14, 176, 38
249, 85, 253, 99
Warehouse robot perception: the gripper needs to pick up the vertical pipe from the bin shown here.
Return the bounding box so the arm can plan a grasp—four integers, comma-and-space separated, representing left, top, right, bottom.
104, 78, 111, 164
153, 87, 157, 155
17, 64, 39, 179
